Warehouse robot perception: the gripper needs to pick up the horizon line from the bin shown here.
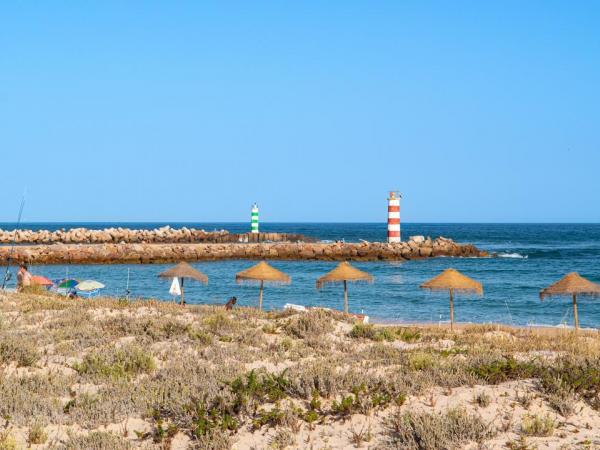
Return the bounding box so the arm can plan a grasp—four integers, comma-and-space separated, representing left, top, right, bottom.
1, 221, 599, 225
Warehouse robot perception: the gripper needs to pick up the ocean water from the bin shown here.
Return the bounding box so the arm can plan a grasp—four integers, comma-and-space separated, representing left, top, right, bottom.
1, 223, 599, 328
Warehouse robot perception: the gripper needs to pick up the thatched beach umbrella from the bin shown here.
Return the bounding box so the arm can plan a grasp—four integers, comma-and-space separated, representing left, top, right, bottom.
158, 262, 208, 305
540, 272, 600, 330
316, 261, 373, 314
420, 268, 483, 331
235, 261, 290, 310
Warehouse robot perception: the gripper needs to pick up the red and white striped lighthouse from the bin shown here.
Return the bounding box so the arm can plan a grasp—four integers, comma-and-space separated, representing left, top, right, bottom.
387, 191, 401, 243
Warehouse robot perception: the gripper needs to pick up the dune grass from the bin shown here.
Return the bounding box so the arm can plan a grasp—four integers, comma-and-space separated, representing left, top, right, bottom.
0, 290, 599, 448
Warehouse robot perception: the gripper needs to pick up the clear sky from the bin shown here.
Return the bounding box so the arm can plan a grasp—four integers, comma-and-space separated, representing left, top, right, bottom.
1, 1, 598, 223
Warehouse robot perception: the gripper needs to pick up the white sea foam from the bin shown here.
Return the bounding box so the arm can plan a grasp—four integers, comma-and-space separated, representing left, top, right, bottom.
498, 252, 528, 259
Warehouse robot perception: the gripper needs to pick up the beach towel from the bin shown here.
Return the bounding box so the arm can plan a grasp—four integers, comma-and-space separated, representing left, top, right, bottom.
169, 277, 181, 296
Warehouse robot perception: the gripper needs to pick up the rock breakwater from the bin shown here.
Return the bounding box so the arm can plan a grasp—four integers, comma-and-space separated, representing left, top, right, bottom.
0, 226, 308, 244
0, 236, 488, 265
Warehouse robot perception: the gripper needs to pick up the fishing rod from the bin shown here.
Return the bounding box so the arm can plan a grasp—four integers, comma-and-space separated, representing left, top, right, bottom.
1, 190, 27, 290
125, 267, 131, 300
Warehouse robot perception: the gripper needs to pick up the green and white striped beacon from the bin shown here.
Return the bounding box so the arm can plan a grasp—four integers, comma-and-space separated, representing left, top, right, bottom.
251, 203, 259, 233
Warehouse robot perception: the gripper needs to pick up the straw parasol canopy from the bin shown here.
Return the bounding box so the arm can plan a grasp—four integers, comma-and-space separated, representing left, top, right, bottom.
420, 268, 483, 330
158, 262, 208, 305
316, 261, 373, 313
540, 272, 600, 329
235, 261, 290, 310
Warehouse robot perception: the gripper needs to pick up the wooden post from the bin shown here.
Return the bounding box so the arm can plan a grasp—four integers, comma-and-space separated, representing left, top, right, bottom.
259, 280, 264, 310
180, 277, 185, 305
449, 288, 454, 331
344, 280, 348, 314
573, 294, 579, 330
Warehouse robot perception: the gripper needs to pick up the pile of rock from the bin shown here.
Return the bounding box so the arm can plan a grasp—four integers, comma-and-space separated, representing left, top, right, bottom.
0, 226, 308, 245
0, 236, 488, 265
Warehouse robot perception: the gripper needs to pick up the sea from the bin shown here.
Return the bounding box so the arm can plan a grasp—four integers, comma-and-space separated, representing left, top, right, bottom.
1, 223, 599, 328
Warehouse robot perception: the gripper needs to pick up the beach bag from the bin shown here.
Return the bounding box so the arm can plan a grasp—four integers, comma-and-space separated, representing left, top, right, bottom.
169, 277, 181, 296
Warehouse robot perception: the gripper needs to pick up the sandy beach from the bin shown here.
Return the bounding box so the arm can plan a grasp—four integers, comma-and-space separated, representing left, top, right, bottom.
1, 289, 600, 449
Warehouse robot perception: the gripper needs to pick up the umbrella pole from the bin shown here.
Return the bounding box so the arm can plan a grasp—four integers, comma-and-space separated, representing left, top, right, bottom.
343, 280, 348, 314
259, 280, 264, 311
449, 288, 454, 331
180, 277, 185, 306
573, 294, 579, 330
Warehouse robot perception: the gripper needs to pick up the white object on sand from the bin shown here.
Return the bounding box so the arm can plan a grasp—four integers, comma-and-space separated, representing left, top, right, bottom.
284, 303, 306, 312
284, 303, 369, 323
169, 277, 181, 296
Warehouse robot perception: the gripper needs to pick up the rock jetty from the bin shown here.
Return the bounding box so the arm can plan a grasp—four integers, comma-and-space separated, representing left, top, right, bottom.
0, 236, 488, 265
0, 226, 308, 244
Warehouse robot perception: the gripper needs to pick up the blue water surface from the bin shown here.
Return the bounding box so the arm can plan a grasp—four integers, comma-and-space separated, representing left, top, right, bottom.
1, 223, 599, 328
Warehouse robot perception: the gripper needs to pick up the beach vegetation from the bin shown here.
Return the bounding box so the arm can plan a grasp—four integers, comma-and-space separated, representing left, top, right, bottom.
0, 334, 39, 367
349, 421, 372, 447
505, 436, 537, 450
2, 290, 600, 447
268, 427, 296, 449
62, 431, 133, 449
187, 326, 213, 344
515, 389, 534, 409
383, 407, 495, 449
73, 344, 155, 380
349, 324, 422, 343
284, 309, 333, 339
0, 430, 17, 450
473, 391, 492, 408
192, 428, 232, 450
27, 421, 48, 445
521, 413, 555, 436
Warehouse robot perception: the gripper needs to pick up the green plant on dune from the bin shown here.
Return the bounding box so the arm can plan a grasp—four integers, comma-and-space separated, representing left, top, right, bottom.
73, 344, 155, 380
0, 334, 39, 367
349, 324, 421, 343
0, 430, 17, 450
27, 421, 48, 445
521, 413, 555, 436
284, 310, 333, 339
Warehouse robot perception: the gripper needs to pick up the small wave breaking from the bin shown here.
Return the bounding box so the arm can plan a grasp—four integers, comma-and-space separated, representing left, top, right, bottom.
498, 252, 528, 259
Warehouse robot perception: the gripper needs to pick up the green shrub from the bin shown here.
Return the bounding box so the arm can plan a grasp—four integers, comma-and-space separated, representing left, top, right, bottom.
0, 335, 39, 367
28, 422, 47, 445
408, 351, 437, 371
473, 391, 492, 408
187, 327, 213, 344
0, 430, 17, 450
73, 344, 155, 380
349, 324, 421, 343
469, 357, 537, 384
349, 324, 395, 342
539, 357, 600, 410
228, 370, 289, 414
521, 413, 554, 436
285, 310, 333, 339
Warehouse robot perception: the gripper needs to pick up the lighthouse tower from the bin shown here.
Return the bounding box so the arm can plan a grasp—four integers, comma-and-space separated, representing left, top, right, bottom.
251, 203, 259, 233
387, 191, 401, 243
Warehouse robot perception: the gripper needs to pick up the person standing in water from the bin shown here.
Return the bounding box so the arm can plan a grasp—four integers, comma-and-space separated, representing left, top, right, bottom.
16, 264, 32, 292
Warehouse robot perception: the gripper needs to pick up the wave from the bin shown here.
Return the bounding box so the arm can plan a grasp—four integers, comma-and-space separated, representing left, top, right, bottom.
497, 252, 528, 259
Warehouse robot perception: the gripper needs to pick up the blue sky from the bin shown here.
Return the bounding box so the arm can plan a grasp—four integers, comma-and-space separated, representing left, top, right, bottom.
1, 1, 598, 222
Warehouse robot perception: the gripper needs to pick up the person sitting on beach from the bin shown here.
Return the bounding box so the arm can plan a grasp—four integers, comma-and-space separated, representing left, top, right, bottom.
224, 296, 237, 310
16, 264, 32, 292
